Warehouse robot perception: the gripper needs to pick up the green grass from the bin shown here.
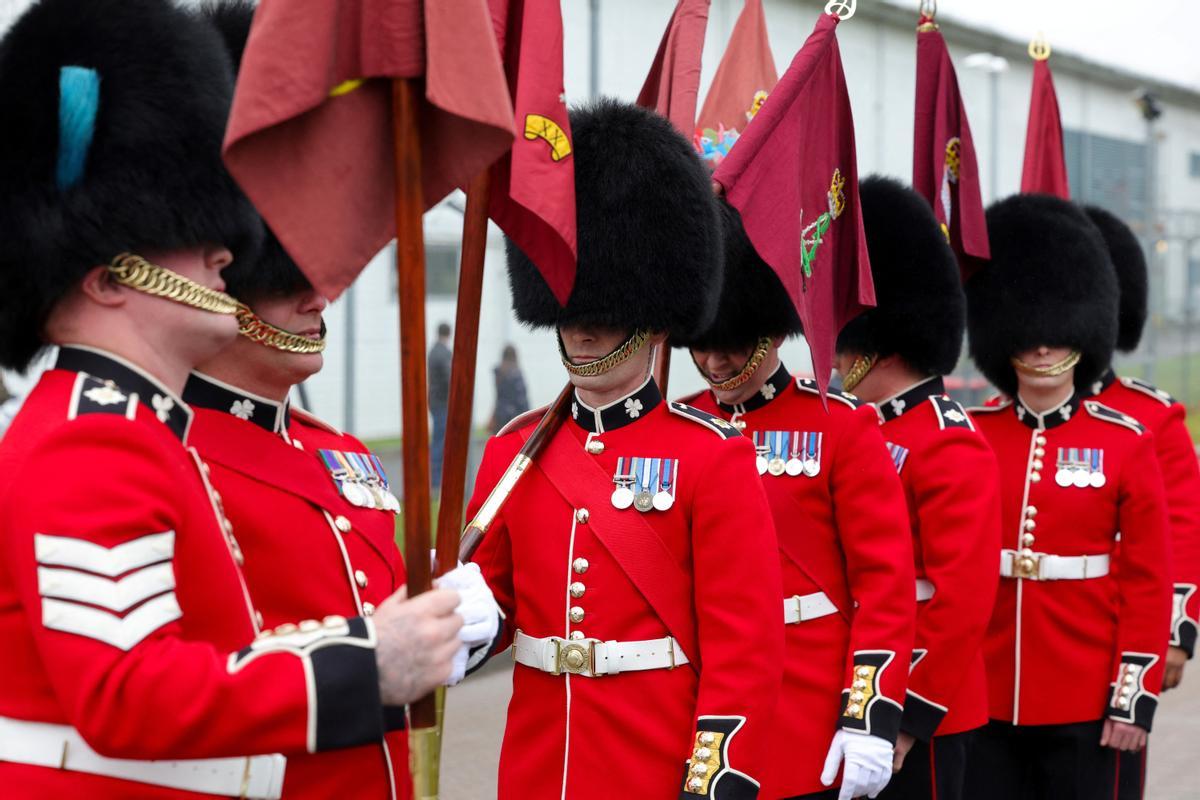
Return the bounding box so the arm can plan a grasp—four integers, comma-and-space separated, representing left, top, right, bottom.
1115, 352, 1200, 438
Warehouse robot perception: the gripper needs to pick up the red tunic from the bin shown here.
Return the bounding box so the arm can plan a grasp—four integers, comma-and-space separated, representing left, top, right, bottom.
685, 364, 916, 798
875, 377, 1001, 739
970, 393, 1172, 729
468, 379, 782, 800
0, 347, 387, 798
1091, 370, 1200, 658
184, 372, 410, 799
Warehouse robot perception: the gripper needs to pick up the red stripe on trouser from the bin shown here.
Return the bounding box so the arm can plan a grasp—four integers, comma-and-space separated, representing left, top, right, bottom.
929, 740, 938, 800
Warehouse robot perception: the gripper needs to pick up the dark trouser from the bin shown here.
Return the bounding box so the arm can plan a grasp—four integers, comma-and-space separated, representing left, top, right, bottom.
430, 406, 447, 490
1116, 746, 1147, 800
877, 728, 976, 800
784, 790, 838, 799
965, 719, 1116, 800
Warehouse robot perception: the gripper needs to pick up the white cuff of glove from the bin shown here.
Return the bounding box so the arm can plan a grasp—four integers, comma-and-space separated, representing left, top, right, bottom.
434, 559, 501, 685
820, 729, 894, 800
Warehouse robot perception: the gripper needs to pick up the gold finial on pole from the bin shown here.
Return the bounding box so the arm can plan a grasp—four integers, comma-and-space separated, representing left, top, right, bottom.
1028, 32, 1052, 61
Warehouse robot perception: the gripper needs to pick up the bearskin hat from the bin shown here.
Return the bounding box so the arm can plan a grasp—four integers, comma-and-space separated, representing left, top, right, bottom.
837, 175, 964, 376
966, 194, 1118, 397
685, 199, 801, 352
506, 98, 722, 346
0, 0, 262, 371
1084, 205, 1147, 353
199, 0, 311, 302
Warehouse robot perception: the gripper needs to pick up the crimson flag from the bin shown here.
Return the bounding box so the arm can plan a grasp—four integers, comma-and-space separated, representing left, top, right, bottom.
913, 15, 989, 280
1021, 57, 1070, 198
223, 0, 516, 300
636, 0, 710, 136
695, 0, 777, 140
486, 0, 577, 305
713, 12, 873, 399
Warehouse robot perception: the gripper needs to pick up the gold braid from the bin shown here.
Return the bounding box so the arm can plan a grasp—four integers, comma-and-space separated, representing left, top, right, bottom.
841, 353, 877, 392
558, 329, 650, 378
1011, 350, 1081, 378
696, 337, 772, 392
108, 253, 240, 315
235, 305, 327, 354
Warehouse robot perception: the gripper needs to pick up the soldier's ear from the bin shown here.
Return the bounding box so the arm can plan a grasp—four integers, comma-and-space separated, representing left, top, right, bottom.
79, 265, 128, 308
771, 335, 786, 349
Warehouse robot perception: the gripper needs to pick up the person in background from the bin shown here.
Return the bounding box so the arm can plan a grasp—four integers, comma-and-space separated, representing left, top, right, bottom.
428, 321, 452, 490
490, 343, 529, 434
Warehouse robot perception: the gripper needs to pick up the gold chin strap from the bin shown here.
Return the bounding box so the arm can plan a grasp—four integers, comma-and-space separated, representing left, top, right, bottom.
697, 337, 772, 392
235, 305, 327, 354
108, 253, 240, 315
1011, 350, 1081, 377
841, 353, 877, 393
558, 329, 650, 378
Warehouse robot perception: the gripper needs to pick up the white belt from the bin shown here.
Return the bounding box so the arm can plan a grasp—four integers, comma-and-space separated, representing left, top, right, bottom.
512, 630, 688, 677
783, 592, 839, 624
0, 716, 286, 799
915, 578, 936, 601
1000, 549, 1111, 581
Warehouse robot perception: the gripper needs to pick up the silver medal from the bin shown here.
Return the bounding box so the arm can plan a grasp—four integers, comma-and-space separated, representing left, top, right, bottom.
1072, 469, 1090, 489
611, 485, 634, 510
803, 458, 820, 477
1089, 472, 1106, 489
756, 455, 769, 475
343, 482, 369, 508
785, 458, 804, 476
1055, 468, 1073, 487
634, 491, 655, 513
653, 490, 674, 511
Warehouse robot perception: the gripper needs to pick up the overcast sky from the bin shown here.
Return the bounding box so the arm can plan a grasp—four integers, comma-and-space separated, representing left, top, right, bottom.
1, 0, 1195, 92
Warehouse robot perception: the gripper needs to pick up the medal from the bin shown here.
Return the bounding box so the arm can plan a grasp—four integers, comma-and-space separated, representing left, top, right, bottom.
653, 459, 676, 511
611, 457, 635, 509
803, 431, 822, 477
368, 454, 402, 513
785, 431, 804, 476
343, 481, 370, 508
634, 457, 656, 512
752, 433, 769, 475
1070, 450, 1089, 488
1054, 448, 1073, 487
1088, 449, 1106, 488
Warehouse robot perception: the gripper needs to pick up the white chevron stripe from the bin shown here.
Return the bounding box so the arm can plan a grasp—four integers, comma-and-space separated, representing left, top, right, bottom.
34, 531, 174, 577
41, 593, 182, 651
37, 563, 175, 613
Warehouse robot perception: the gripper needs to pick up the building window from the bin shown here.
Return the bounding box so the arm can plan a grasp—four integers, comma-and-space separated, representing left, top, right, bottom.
1063, 129, 1147, 222
388, 242, 460, 299
1190, 151, 1200, 178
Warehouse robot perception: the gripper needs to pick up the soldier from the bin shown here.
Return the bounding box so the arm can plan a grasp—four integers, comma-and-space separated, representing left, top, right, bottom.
183, 8, 501, 794
0, 1, 462, 796
833, 177, 1001, 800
963, 194, 1173, 800
1080, 205, 1200, 799
684, 201, 916, 800
467, 98, 783, 799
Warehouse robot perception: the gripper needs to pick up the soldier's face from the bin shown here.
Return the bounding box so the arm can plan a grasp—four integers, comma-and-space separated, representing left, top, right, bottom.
690, 343, 776, 405
232, 289, 329, 385
1013, 344, 1075, 394
131, 245, 239, 359
558, 324, 655, 393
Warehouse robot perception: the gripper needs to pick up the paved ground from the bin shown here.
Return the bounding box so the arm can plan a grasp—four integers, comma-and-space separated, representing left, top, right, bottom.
438, 655, 1200, 798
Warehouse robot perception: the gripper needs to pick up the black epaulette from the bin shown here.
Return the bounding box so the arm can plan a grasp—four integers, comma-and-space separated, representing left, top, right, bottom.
1083, 400, 1146, 435
668, 402, 741, 439
68, 373, 137, 421
1120, 376, 1176, 407
795, 378, 861, 409
930, 395, 975, 431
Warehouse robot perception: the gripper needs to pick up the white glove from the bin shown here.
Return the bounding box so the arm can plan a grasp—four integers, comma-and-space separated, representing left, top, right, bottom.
820, 729, 894, 800
434, 559, 501, 685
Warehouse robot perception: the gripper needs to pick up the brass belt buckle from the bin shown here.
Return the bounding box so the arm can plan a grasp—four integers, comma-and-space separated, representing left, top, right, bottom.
554, 639, 597, 676
1012, 551, 1040, 580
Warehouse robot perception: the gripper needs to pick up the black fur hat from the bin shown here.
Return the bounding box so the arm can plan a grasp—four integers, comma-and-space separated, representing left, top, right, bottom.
1084, 205, 1147, 353
198, 0, 312, 302
837, 176, 964, 376
0, 0, 262, 371
686, 199, 801, 352
506, 98, 723, 346
966, 194, 1118, 397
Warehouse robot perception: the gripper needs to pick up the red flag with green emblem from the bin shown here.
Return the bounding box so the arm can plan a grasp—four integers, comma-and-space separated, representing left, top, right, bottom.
1021, 56, 1070, 198
913, 13, 989, 280
223, 0, 516, 300
712, 11, 873, 398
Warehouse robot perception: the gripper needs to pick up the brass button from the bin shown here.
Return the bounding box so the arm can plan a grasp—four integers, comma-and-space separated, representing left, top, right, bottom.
856, 666, 871, 679
569, 581, 586, 598
570, 630, 586, 640
691, 762, 709, 776
1036, 435, 1047, 446
1025, 506, 1038, 517
847, 703, 862, 716
1021, 533, 1036, 547
699, 732, 716, 746
572, 557, 589, 574
1031, 459, 1044, 471
569, 606, 585, 623
849, 691, 865, 703
275, 622, 298, 635
362, 602, 376, 616
323, 615, 347, 627
695, 747, 713, 761
1029, 473, 1042, 483
201, 462, 212, 476
575, 508, 590, 524
688, 777, 704, 791
355, 569, 368, 588
334, 516, 352, 533
586, 440, 605, 455
1123, 673, 1136, 685
852, 679, 867, 691
255, 610, 264, 628
299, 619, 321, 632
1034, 447, 1045, 457
1023, 519, 1036, 531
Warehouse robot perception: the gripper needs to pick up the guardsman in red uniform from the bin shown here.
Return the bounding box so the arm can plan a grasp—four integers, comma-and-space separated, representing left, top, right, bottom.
1080, 205, 1200, 799
963, 195, 1173, 800
467, 99, 783, 799
0, 2, 462, 797
831, 177, 1001, 800
684, 198, 916, 800
183, 10, 502, 795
